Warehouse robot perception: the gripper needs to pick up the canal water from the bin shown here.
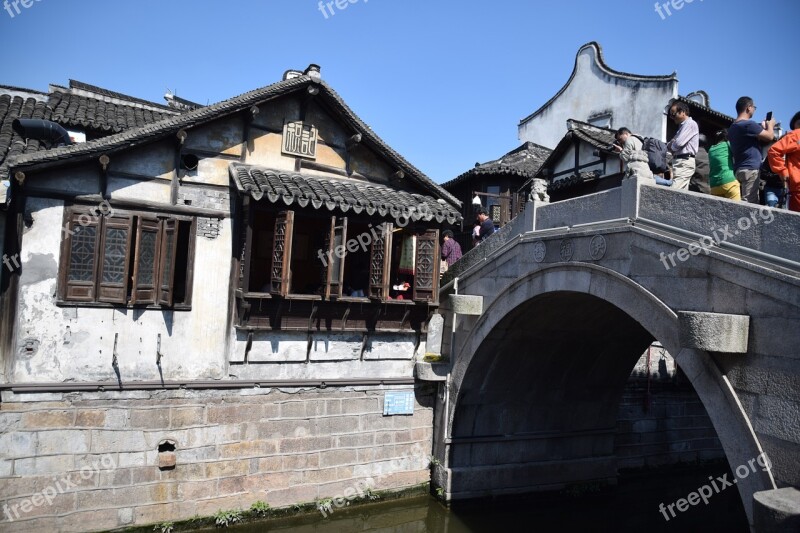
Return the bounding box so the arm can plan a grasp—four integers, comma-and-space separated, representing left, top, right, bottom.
195, 463, 748, 532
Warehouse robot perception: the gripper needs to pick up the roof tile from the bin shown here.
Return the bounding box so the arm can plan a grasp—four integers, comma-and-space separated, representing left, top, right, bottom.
230, 164, 462, 225
443, 142, 552, 189
9, 76, 459, 208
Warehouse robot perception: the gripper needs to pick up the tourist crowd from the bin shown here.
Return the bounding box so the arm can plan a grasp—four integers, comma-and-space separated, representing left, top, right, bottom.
614, 97, 800, 212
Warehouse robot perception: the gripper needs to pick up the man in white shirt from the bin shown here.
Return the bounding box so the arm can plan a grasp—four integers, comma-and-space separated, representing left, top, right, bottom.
666, 101, 699, 190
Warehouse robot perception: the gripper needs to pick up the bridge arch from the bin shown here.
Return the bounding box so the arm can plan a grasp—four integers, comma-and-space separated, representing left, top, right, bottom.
445, 263, 774, 523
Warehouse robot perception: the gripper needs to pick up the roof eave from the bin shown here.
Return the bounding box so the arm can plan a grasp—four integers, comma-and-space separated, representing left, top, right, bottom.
10, 76, 460, 210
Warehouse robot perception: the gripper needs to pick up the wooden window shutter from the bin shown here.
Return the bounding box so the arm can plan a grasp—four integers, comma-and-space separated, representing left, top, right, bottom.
270, 210, 294, 297
324, 216, 347, 299
131, 217, 162, 305
239, 197, 252, 291
413, 229, 439, 303
63, 211, 101, 302
97, 216, 134, 304
369, 222, 392, 300
157, 219, 179, 306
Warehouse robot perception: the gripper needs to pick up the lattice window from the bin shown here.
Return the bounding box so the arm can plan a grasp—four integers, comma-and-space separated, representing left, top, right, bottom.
64, 213, 100, 302
68, 227, 97, 282
270, 211, 294, 297
98, 217, 133, 303
131, 218, 160, 304
137, 231, 157, 286
413, 229, 439, 302
101, 229, 129, 283
59, 207, 194, 308
369, 222, 392, 299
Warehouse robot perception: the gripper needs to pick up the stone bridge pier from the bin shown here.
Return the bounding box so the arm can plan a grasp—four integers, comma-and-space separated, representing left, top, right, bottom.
421, 179, 800, 531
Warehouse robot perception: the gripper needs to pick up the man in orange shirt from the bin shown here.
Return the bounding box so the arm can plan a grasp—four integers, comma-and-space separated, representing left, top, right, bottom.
768, 111, 800, 212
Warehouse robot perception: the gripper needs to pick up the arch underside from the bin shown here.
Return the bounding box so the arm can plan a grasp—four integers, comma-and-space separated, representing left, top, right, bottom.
445, 264, 774, 524
450, 292, 653, 495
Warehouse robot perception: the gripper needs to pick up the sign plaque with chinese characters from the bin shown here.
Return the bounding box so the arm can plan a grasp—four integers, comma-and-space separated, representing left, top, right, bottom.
383, 390, 415, 416
282, 120, 318, 159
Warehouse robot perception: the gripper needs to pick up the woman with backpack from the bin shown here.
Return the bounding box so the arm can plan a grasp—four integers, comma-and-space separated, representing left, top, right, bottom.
708, 130, 741, 200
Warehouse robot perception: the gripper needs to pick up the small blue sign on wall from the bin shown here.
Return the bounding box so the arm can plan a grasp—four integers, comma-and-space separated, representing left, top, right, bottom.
383, 390, 415, 416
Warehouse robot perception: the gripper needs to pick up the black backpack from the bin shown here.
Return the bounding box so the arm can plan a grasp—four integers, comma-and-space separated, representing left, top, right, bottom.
759, 157, 784, 189
634, 135, 669, 174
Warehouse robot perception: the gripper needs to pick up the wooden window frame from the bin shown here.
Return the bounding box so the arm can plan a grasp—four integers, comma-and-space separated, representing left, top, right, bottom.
324, 216, 347, 300
131, 217, 162, 305
270, 211, 294, 297
241, 206, 440, 306
61, 211, 100, 302
57, 205, 195, 310
412, 228, 440, 303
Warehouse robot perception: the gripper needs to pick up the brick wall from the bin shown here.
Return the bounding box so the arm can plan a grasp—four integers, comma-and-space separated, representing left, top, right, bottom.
177, 187, 229, 212
615, 349, 725, 469
0, 385, 434, 532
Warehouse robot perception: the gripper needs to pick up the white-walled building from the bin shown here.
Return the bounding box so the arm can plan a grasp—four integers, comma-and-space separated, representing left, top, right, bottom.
518, 42, 678, 149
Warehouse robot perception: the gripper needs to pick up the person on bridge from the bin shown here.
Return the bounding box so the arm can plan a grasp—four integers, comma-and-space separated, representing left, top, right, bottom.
613, 127, 654, 181
666, 101, 699, 190
690, 134, 710, 194
708, 130, 741, 200
728, 96, 778, 203
768, 111, 800, 212
476, 209, 495, 243
441, 229, 463, 268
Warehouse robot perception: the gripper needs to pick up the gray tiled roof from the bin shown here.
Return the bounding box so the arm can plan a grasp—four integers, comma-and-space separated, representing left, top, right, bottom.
0, 83, 182, 198
10, 75, 460, 209
48, 89, 178, 133
675, 95, 735, 124
443, 142, 552, 189
567, 119, 617, 150
67, 80, 177, 113
550, 170, 603, 191
0, 93, 50, 181
230, 164, 462, 225
519, 119, 617, 193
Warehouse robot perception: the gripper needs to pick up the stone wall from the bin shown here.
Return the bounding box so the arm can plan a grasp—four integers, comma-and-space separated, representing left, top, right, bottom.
0, 384, 434, 532
616, 346, 724, 470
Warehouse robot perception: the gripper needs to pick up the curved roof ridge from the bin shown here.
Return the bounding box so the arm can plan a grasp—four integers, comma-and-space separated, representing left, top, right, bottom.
0, 84, 49, 96
519, 41, 677, 126
69, 79, 179, 113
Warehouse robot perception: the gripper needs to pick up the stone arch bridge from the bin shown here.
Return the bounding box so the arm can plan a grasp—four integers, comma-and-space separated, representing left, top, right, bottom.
422, 178, 800, 530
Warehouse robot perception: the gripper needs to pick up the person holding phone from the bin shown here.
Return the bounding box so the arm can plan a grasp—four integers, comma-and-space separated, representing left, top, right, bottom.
768, 111, 800, 212
728, 96, 778, 203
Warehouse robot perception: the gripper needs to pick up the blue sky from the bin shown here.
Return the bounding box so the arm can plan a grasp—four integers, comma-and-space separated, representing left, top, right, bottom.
1, 0, 797, 183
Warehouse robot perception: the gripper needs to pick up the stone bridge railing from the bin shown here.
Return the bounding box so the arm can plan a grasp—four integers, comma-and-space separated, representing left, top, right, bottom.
442, 178, 800, 287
